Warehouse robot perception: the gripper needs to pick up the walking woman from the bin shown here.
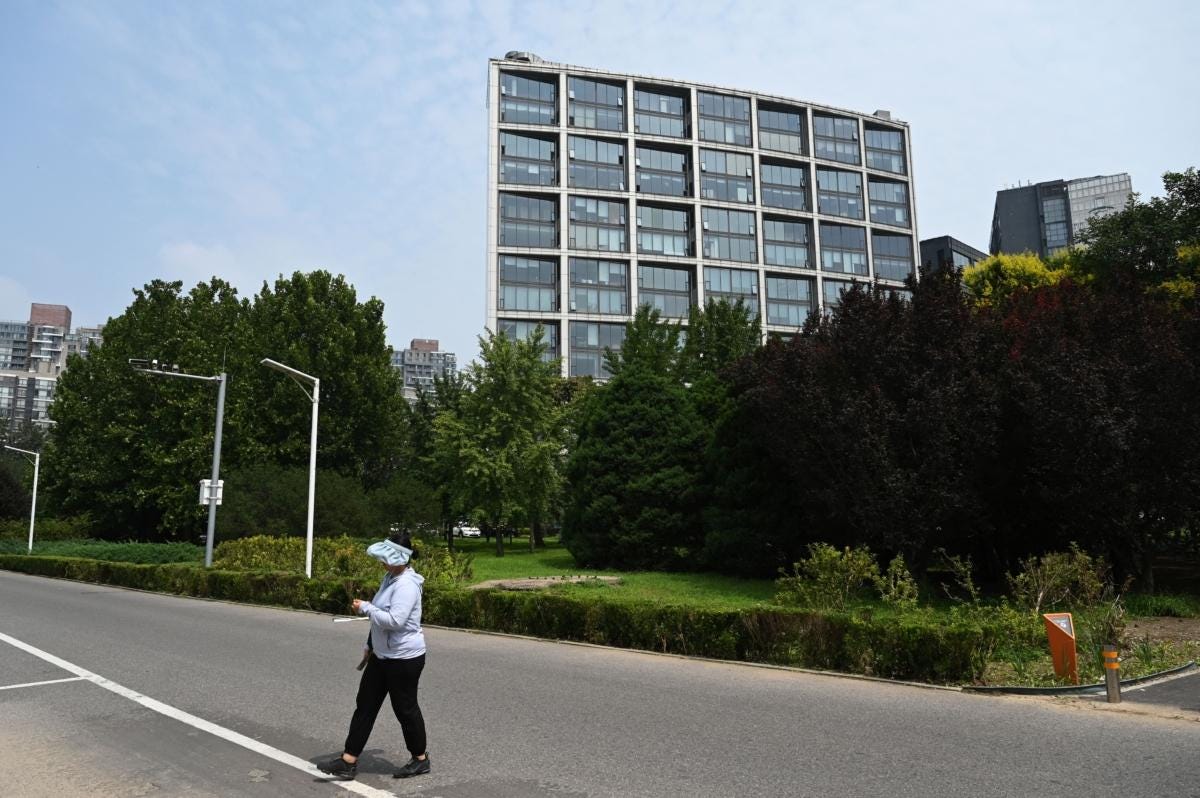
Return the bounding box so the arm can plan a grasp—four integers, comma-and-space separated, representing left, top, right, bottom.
320, 533, 430, 780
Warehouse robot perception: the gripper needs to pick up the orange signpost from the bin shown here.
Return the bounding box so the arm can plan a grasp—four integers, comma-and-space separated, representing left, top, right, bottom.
1043, 612, 1078, 685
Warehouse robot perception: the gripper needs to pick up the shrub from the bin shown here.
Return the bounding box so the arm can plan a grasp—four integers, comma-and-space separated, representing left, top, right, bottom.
212, 535, 472, 587
0, 539, 202, 563
775, 543, 881, 611
0, 515, 95, 542
1, 554, 1029, 683
1124, 593, 1200, 618
875, 555, 920, 610
1007, 543, 1108, 614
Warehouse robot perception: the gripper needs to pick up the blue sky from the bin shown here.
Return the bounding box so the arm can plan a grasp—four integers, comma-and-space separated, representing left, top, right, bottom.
2, 0, 1197, 362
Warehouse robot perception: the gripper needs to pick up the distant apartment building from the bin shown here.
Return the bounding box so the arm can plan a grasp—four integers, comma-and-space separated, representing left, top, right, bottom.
391, 339, 457, 402
920, 235, 988, 272
0, 303, 104, 431
989, 173, 1132, 259
487, 52, 919, 377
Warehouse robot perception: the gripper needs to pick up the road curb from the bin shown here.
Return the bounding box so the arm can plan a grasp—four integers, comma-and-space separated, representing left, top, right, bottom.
962, 661, 1198, 696
2, 568, 962, 693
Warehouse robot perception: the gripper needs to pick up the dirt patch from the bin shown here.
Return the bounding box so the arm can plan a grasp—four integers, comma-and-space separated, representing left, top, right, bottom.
1126, 616, 1200, 643
469, 575, 622, 591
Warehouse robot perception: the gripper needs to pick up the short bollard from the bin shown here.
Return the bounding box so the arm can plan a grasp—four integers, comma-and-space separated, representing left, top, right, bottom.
1103, 645, 1121, 703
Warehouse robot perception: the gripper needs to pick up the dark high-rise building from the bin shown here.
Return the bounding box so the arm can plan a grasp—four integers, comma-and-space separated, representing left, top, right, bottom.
920, 236, 988, 272
989, 173, 1131, 259
487, 53, 919, 377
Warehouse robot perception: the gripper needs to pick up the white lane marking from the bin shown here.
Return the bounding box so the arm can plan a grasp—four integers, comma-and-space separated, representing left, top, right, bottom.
0, 675, 88, 691
0, 631, 396, 798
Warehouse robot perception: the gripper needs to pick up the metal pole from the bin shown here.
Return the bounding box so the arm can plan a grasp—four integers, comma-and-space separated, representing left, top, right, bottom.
1103, 645, 1121, 703
205, 372, 227, 568
27, 452, 39, 555
304, 379, 319, 579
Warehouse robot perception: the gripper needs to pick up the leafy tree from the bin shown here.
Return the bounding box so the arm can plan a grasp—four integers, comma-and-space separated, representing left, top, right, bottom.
706, 272, 1005, 577
0, 459, 29, 520
216, 464, 385, 539
434, 327, 562, 556
962, 252, 1063, 308
563, 308, 708, 569
679, 299, 762, 383
42, 272, 406, 541
237, 271, 405, 488
1073, 168, 1200, 290
603, 304, 682, 380
42, 279, 247, 540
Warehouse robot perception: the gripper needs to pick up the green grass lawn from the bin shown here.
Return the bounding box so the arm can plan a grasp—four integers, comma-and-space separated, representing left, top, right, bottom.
445, 536, 778, 610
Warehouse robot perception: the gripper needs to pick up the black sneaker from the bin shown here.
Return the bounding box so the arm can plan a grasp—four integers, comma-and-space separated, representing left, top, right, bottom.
394, 754, 431, 778
318, 756, 357, 780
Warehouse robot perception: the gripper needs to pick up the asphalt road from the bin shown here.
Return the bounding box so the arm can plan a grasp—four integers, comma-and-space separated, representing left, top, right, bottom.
2, 570, 1199, 798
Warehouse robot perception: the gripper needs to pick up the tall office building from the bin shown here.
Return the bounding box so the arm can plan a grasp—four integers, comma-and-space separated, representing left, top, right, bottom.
989, 173, 1132, 259
487, 53, 919, 378
391, 338, 457, 401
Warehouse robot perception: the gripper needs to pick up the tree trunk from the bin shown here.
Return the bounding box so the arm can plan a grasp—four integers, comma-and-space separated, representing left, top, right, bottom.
533, 519, 544, 550
445, 520, 454, 554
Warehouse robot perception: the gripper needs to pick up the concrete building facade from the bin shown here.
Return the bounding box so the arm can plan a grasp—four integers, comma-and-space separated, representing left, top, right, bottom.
0, 304, 104, 431
990, 173, 1132, 259
391, 338, 457, 401
920, 235, 988, 272
487, 53, 919, 377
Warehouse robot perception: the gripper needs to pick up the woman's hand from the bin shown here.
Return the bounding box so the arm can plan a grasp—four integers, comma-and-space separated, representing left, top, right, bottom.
352, 598, 365, 614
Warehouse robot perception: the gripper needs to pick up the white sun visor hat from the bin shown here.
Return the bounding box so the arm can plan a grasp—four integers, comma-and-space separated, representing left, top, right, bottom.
366, 539, 413, 567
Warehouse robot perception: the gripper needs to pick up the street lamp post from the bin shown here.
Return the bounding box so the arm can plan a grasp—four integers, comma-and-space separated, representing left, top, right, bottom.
260, 358, 319, 579
130, 359, 226, 568
3, 445, 39, 554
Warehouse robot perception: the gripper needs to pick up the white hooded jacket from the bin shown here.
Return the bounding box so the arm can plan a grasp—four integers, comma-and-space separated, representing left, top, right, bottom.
359, 567, 426, 659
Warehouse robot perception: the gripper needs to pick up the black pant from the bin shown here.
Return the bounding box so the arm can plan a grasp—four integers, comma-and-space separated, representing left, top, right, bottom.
343, 653, 426, 758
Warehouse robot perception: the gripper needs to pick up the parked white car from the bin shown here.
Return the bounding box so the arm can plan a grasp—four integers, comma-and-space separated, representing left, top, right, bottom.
455, 524, 482, 538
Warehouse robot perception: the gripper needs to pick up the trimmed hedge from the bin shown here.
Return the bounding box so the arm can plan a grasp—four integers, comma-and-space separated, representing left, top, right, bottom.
1, 554, 1024, 683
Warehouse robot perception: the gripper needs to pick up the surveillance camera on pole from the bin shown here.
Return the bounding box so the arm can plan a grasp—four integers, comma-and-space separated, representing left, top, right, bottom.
130, 357, 227, 567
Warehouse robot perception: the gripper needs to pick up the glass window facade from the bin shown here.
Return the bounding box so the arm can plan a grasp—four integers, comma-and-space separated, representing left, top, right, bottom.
872, 233, 914, 282
868, 178, 910, 227
569, 258, 628, 315
569, 196, 627, 252
704, 266, 759, 317
500, 192, 557, 248
822, 279, 855, 309
766, 275, 814, 326
568, 136, 625, 191
760, 160, 808, 211
820, 223, 868, 275
499, 132, 556, 186
499, 255, 557, 312
865, 126, 906, 174
499, 318, 559, 361
637, 204, 691, 257
700, 149, 755, 203
634, 87, 687, 138
638, 264, 693, 318
636, 144, 690, 197
758, 105, 805, 155
702, 207, 757, 263
813, 114, 860, 165
762, 218, 812, 268
1042, 196, 1069, 252
817, 168, 864, 220
698, 92, 751, 146
568, 76, 624, 132
500, 72, 557, 125
569, 321, 625, 378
